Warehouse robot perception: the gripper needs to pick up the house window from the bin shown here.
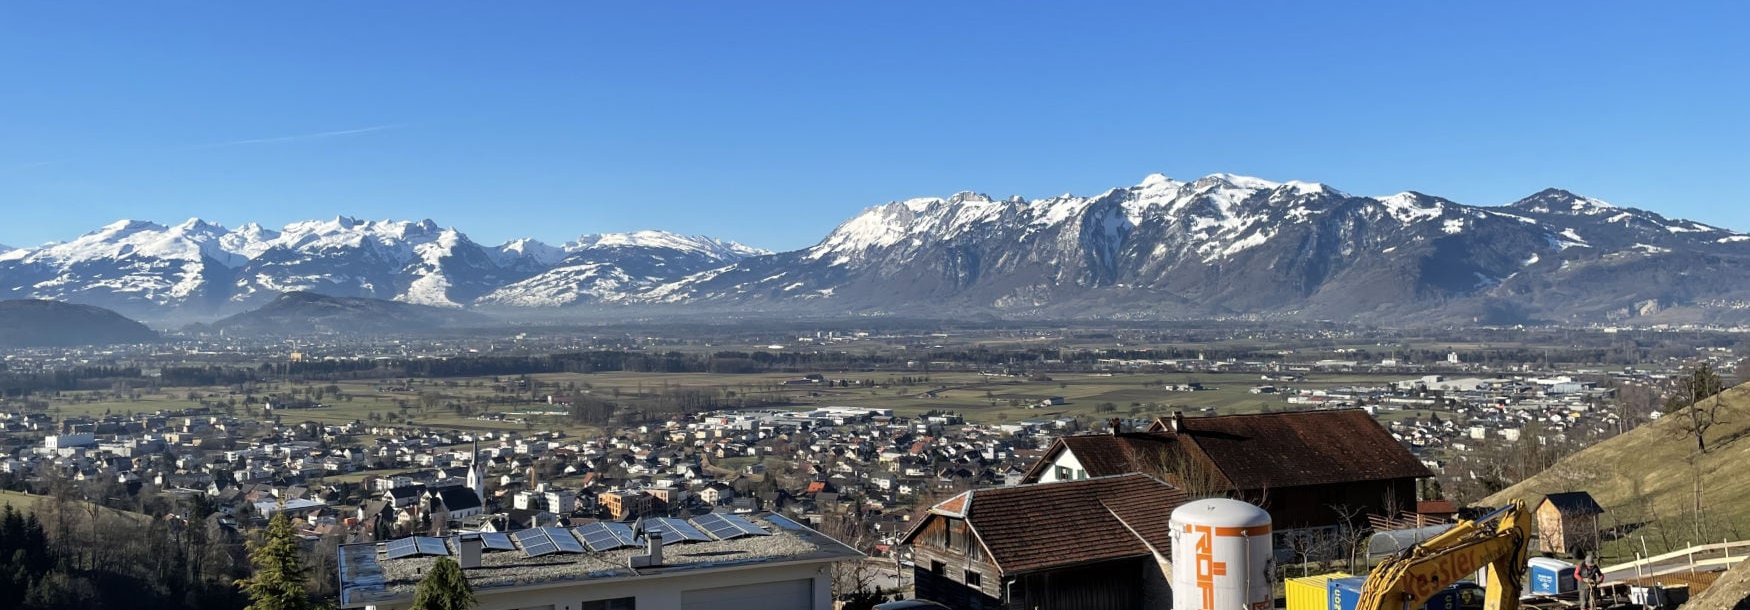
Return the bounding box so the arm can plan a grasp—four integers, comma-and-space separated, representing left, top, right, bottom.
931, 560, 946, 575
964, 570, 982, 587
581, 598, 635, 610
1055, 465, 1071, 480
1075, 468, 1086, 480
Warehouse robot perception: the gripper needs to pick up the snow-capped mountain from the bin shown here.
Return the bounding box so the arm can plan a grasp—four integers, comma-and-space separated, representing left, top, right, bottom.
477, 231, 768, 307
4, 174, 1744, 325
640, 174, 1750, 324
0, 218, 759, 321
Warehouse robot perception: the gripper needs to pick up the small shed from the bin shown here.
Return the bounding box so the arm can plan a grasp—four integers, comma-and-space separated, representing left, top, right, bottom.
1536, 491, 1605, 556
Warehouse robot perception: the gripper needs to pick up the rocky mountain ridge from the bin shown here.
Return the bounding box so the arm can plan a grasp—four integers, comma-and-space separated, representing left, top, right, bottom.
3, 174, 1744, 325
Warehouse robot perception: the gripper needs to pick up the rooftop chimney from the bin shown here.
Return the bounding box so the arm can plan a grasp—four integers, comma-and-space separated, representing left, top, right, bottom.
1109, 418, 1123, 436
629, 531, 663, 569
1170, 410, 1185, 433
459, 536, 482, 569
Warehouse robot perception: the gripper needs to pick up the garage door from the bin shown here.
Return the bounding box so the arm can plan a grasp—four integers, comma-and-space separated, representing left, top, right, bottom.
681, 578, 812, 610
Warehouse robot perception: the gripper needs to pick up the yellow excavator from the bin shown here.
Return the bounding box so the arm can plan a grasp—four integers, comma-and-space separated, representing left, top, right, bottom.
1356, 500, 1533, 610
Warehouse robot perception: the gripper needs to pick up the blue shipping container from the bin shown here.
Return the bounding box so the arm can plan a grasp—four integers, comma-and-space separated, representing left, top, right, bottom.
1528, 558, 1578, 595
1328, 577, 1478, 610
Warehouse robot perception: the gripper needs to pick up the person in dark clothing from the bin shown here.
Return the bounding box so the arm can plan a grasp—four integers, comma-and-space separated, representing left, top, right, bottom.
1576, 554, 1604, 610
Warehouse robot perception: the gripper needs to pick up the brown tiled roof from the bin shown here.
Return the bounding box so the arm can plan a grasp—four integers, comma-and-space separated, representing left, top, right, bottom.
1151, 410, 1433, 489
1020, 432, 1186, 482
934, 491, 969, 516
904, 473, 1189, 575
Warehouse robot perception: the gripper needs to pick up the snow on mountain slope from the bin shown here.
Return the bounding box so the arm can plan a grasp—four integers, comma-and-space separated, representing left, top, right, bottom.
5, 174, 1745, 325
639, 173, 1750, 324
0, 217, 762, 317
477, 230, 768, 307
492, 238, 567, 268
567, 230, 768, 259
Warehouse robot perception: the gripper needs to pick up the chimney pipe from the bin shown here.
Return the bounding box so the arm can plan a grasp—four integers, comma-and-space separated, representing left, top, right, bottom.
630, 531, 664, 568
1170, 410, 1185, 433
1110, 418, 1123, 436
459, 536, 482, 569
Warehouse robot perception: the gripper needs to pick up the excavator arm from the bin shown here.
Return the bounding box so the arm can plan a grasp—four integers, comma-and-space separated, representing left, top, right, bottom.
1356, 500, 1532, 610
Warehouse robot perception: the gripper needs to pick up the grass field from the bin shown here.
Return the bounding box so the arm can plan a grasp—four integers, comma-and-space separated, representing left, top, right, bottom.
1484, 384, 1750, 563
27, 369, 1421, 433
0, 489, 151, 526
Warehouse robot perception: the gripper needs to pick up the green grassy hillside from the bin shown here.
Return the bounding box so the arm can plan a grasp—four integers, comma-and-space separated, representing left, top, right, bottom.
1483, 384, 1750, 563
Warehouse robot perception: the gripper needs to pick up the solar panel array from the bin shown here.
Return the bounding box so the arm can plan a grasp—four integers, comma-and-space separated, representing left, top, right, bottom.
575, 522, 639, 552
453, 532, 516, 552
387, 516, 779, 561
691, 513, 772, 540
642, 518, 711, 543
543, 527, 587, 554
514, 528, 560, 557
384, 536, 451, 560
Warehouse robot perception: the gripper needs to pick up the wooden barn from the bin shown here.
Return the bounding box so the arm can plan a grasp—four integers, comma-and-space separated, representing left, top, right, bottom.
900, 473, 1188, 610
1022, 410, 1434, 534
1536, 491, 1605, 556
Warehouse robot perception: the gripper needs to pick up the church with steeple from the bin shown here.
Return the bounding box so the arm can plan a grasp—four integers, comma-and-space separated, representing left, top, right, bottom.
466, 436, 486, 506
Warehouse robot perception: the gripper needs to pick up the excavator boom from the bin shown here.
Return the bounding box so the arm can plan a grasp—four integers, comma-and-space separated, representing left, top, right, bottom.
1355, 500, 1532, 610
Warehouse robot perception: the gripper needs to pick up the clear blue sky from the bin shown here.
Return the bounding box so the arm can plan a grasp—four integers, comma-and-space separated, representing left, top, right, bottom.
2, 1, 1746, 252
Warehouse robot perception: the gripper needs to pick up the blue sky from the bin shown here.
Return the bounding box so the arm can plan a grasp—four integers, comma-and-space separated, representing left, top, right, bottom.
2, 1, 1746, 252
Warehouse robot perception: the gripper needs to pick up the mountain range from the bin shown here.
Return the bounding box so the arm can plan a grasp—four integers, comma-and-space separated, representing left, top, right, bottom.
0, 299, 158, 347
4, 173, 1747, 326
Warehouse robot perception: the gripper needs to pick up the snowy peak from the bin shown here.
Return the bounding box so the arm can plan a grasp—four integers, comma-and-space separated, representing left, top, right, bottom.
566, 230, 768, 261
493, 238, 567, 267
478, 230, 767, 307
1371, 191, 1449, 223
1509, 188, 1619, 215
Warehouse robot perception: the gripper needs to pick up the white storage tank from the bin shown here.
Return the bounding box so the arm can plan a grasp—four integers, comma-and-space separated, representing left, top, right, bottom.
1171, 498, 1274, 610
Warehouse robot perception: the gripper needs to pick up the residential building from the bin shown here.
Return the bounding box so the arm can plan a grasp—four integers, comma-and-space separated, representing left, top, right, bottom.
337, 513, 860, 610
1022, 410, 1433, 535
900, 473, 1188, 610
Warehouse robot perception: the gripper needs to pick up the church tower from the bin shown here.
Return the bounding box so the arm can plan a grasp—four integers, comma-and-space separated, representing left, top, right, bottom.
466, 436, 485, 505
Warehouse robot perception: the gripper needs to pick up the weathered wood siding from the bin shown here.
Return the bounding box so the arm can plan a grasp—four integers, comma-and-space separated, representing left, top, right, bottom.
910, 517, 1004, 610
1005, 557, 1149, 610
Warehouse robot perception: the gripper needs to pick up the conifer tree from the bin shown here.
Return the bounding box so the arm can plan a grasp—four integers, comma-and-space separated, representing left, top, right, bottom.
238, 512, 311, 610
410, 556, 474, 610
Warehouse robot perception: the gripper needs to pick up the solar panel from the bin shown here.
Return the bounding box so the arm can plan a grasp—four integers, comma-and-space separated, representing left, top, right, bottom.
641, 517, 711, 543
452, 532, 517, 552
480, 532, 515, 551
575, 522, 638, 552
383, 537, 419, 560
383, 536, 450, 560
691, 513, 771, 540
514, 528, 558, 558
414, 537, 451, 556
544, 527, 586, 554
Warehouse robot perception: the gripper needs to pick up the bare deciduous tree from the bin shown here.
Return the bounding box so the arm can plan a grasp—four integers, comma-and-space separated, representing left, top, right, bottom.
1667, 363, 1726, 453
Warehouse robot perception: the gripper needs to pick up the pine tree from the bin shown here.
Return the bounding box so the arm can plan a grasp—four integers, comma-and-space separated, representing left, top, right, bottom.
410, 556, 474, 610
237, 512, 312, 610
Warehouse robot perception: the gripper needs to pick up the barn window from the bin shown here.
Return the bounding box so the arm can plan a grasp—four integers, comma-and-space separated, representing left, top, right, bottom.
931, 560, 946, 575
964, 570, 982, 586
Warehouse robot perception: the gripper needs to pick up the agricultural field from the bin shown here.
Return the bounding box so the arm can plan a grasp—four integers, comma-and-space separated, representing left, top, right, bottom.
22, 368, 1426, 434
